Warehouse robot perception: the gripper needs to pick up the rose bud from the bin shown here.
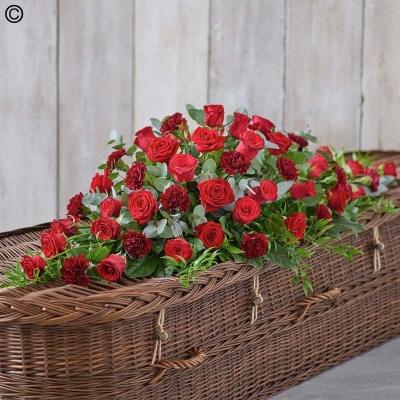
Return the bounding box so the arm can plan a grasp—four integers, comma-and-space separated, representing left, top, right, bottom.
61, 254, 89, 286
233, 197, 261, 224
160, 112, 183, 135
219, 151, 250, 175
67, 192, 84, 219
277, 157, 299, 181
284, 212, 307, 240
128, 190, 159, 225
204, 104, 224, 127
122, 230, 153, 259
241, 232, 269, 259
236, 131, 264, 160
168, 154, 199, 182
229, 112, 251, 139
164, 238, 194, 262
191, 127, 226, 153
316, 204, 332, 222
260, 180, 278, 202
251, 115, 275, 134
352, 185, 366, 199
20, 255, 46, 279
288, 133, 308, 150
307, 153, 329, 179
40, 232, 68, 258
318, 145, 333, 158
97, 254, 126, 282
100, 197, 123, 218
90, 170, 113, 194
160, 185, 191, 212
265, 132, 292, 155
290, 181, 316, 200
50, 217, 78, 237
125, 161, 147, 190
198, 178, 235, 213
376, 162, 398, 177
195, 221, 225, 249
347, 160, 364, 175
326, 184, 347, 216
90, 217, 121, 240
248, 186, 267, 205
146, 135, 180, 163
134, 126, 156, 151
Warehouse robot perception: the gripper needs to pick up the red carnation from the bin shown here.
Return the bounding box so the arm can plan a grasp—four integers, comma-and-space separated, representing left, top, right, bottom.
159, 185, 190, 212
100, 197, 123, 218
128, 190, 158, 225
233, 197, 261, 224
198, 178, 235, 213
318, 145, 333, 158
160, 112, 183, 135
90, 217, 121, 240
277, 157, 299, 181
146, 135, 180, 163
220, 151, 250, 175
290, 181, 316, 200
90, 170, 113, 194
260, 180, 278, 202
125, 162, 146, 191
61, 255, 89, 286
134, 126, 156, 151
67, 192, 84, 218
21, 255, 46, 279
251, 115, 275, 135
284, 212, 307, 240
204, 104, 224, 127
236, 131, 264, 160
265, 132, 292, 155
106, 148, 126, 169
195, 221, 225, 249
288, 133, 308, 150
164, 238, 193, 261
347, 160, 364, 175
122, 230, 153, 259
316, 204, 332, 222
229, 112, 250, 139
241, 232, 269, 259
307, 153, 329, 179
40, 232, 68, 258
327, 184, 347, 216
50, 217, 78, 237
168, 154, 198, 182
191, 127, 225, 153
97, 254, 126, 282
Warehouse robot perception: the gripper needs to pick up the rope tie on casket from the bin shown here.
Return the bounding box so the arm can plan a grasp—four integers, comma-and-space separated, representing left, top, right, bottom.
251, 275, 264, 324
151, 309, 169, 365
373, 226, 385, 273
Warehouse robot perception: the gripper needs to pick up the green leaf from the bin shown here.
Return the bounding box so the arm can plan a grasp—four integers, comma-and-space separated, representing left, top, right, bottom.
152, 239, 166, 254
157, 219, 168, 234
186, 104, 205, 125
193, 205, 206, 218
227, 245, 244, 254
143, 224, 158, 238
234, 107, 248, 116
125, 255, 158, 278
154, 178, 172, 192
109, 130, 118, 142
203, 158, 217, 173
126, 144, 137, 157
267, 244, 296, 269
283, 151, 308, 165
150, 118, 162, 131
86, 247, 109, 264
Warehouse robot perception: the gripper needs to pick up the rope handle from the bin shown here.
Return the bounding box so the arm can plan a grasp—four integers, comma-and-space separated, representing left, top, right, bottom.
293, 287, 341, 324
148, 347, 206, 385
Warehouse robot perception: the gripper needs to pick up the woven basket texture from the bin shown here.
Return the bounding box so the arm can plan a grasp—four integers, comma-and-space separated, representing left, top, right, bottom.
0, 152, 399, 400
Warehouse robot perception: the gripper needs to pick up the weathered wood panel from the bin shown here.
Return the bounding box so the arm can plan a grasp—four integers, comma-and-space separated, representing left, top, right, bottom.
134, 0, 209, 130
0, 0, 57, 231
361, 0, 400, 150
59, 0, 133, 214
209, 0, 285, 127
285, 0, 363, 150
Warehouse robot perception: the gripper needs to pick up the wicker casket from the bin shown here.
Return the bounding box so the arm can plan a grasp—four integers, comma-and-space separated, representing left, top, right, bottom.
0, 152, 399, 400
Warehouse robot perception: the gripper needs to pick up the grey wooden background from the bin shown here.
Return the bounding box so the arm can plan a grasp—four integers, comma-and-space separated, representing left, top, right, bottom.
1, 0, 399, 232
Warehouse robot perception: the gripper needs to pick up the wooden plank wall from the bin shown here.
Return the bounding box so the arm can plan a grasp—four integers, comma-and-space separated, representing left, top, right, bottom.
1, 0, 400, 231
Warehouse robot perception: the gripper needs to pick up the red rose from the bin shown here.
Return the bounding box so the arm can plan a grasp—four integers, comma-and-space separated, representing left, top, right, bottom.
288, 133, 308, 150
316, 204, 332, 222
67, 192, 84, 218
168, 154, 198, 182
21, 255, 46, 279
382, 162, 397, 177
128, 190, 158, 224
100, 197, 123, 218
90, 217, 121, 240
204, 104, 224, 127
277, 157, 299, 181
106, 148, 126, 169
40, 232, 68, 258
251, 115, 275, 134
97, 254, 126, 282
61, 255, 89, 286
236, 131, 264, 160
318, 145, 333, 158
241, 232, 269, 259
333, 165, 347, 185
284, 212, 307, 240
134, 126, 156, 151
50, 217, 78, 237
326, 184, 347, 216
352, 185, 366, 199
219, 151, 250, 175
307, 153, 329, 178
195, 221, 225, 249
265, 132, 292, 155
198, 178, 235, 212
160, 185, 190, 212
363, 167, 380, 192
233, 197, 261, 224
290, 181, 316, 200
228, 112, 250, 139
347, 160, 364, 175
191, 127, 225, 153
125, 161, 146, 190
122, 230, 153, 258
164, 238, 194, 261
146, 135, 180, 163
90, 170, 113, 194
160, 112, 183, 135
260, 180, 278, 202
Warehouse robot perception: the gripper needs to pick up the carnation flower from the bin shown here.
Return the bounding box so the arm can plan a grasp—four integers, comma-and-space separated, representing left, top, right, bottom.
160, 112, 183, 135
122, 230, 153, 259
106, 148, 126, 169
125, 162, 146, 190
241, 232, 269, 258
160, 185, 190, 212
220, 151, 250, 175
288, 133, 308, 150
61, 255, 89, 286
276, 157, 298, 181
67, 192, 84, 218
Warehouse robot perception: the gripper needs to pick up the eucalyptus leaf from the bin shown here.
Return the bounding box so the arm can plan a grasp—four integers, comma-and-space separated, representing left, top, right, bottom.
264, 140, 280, 150
186, 104, 205, 125
159, 226, 174, 238
143, 224, 158, 238
154, 178, 172, 192
109, 130, 118, 142
150, 118, 162, 131
193, 205, 206, 218
203, 158, 217, 173
277, 180, 294, 199
171, 221, 183, 237
156, 219, 168, 234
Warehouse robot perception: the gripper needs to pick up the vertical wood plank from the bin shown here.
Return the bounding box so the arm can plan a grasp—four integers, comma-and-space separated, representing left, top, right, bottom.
209, 0, 285, 127
59, 0, 133, 214
134, 0, 209, 130
0, 0, 57, 231
361, 0, 400, 150
285, 0, 363, 150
